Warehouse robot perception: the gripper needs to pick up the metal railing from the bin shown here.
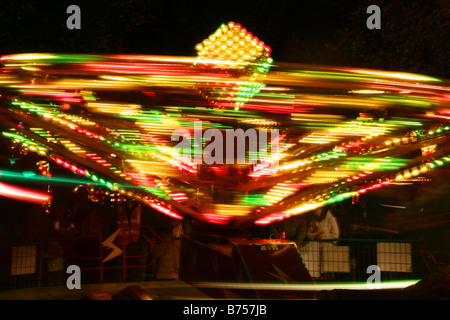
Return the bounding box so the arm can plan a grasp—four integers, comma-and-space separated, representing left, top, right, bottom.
0, 243, 42, 291
60, 224, 169, 284
0, 223, 172, 291
0, 235, 445, 291
298, 238, 431, 282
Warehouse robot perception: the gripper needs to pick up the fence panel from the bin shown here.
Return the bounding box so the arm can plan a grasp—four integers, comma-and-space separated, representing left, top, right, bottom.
0, 244, 41, 291
299, 238, 424, 282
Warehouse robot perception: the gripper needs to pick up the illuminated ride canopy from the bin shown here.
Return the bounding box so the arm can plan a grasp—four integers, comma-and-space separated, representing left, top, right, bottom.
0, 22, 449, 229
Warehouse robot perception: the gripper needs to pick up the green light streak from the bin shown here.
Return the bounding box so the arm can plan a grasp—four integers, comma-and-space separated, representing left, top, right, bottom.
325, 191, 358, 205
241, 194, 270, 206
342, 157, 408, 171
0, 169, 98, 186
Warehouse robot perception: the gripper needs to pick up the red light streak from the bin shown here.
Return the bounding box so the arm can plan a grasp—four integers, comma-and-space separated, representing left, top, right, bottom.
149, 203, 183, 220
0, 182, 51, 204
202, 213, 231, 225
169, 193, 188, 202
427, 114, 450, 120
254, 213, 290, 225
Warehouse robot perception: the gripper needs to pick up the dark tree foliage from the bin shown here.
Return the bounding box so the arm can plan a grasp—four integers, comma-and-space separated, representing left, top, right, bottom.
321, 0, 450, 79
0, 0, 448, 78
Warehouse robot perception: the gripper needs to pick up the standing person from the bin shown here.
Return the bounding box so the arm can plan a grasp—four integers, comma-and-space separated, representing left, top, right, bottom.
156, 220, 184, 280
270, 213, 312, 248
307, 206, 340, 241
43, 236, 65, 286
304, 206, 342, 279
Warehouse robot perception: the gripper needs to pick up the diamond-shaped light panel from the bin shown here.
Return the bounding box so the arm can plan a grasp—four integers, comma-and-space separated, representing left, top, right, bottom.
194, 22, 273, 109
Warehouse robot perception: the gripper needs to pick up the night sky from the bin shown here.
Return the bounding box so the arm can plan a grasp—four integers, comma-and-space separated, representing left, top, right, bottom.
0, 0, 449, 78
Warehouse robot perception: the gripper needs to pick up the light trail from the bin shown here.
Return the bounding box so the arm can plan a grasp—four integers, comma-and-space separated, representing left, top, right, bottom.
192, 280, 420, 291
0, 182, 51, 204
0, 21, 449, 225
